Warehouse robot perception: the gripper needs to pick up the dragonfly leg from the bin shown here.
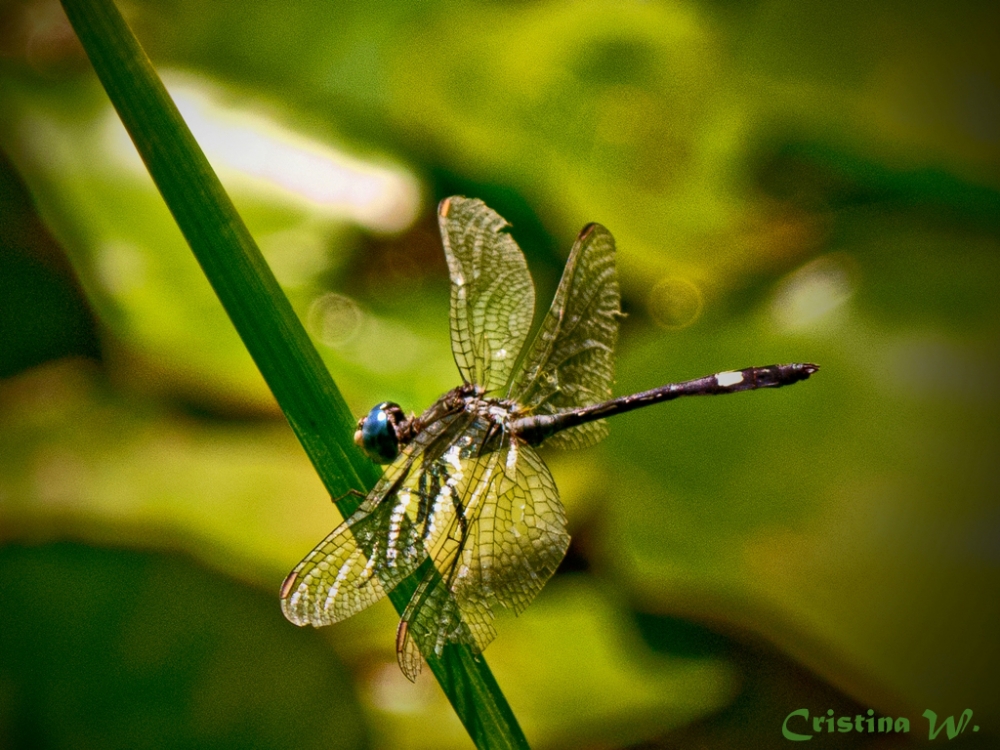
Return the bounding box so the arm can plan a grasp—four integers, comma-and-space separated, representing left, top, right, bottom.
330, 488, 367, 505
443, 488, 470, 592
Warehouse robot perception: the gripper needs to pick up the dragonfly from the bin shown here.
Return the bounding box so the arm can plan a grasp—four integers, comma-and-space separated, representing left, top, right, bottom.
281, 196, 818, 680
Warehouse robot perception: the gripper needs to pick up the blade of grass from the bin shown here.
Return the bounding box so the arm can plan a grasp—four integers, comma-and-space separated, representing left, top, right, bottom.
59, 0, 530, 747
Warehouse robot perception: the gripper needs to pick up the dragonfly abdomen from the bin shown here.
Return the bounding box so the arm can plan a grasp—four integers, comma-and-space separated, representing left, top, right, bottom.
511, 363, 819, 446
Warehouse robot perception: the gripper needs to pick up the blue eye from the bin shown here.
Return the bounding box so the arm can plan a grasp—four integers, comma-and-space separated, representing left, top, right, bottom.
355, 402, 404, 463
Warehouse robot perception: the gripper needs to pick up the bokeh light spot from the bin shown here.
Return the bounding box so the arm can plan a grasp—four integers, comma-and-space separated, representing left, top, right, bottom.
771, 255, 855, 332
648, 276, 703, 330
104, 78, 421, 233
365, 661, 436, 715
307, 293, 364, 348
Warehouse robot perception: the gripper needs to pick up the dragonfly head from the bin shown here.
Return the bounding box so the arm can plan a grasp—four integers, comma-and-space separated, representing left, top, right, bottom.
355, 402, 406, 463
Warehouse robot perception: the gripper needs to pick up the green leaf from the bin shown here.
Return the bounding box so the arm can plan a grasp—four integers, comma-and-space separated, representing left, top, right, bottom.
0, 542, 369, 750
58, 0, 529, 747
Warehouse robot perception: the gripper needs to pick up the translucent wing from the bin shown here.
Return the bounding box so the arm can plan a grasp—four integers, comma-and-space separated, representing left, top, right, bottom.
454, 440, 569, 615
283, 401, 570, 681
394, 432, 569, 680
439, 196, 535, 393
509, 222, 620, 449
280, 409, 471, 628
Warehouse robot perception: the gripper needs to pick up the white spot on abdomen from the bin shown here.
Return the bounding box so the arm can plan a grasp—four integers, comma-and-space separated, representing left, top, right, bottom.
716, 371, 744, 387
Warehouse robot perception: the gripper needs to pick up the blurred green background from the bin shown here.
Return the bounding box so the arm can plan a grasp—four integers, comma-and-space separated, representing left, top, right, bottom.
1, 0, 998, 748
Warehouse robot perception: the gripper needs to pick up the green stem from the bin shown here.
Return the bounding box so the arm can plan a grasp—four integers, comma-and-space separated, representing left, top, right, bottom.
59, 0, 529, 747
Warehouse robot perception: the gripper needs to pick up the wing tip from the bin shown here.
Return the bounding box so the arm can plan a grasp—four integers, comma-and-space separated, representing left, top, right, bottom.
577, 221, 612, 245
396, 620, 423, 682
280, 569, 299, 599
439, 196, 516, 238
438, 195, 479, 219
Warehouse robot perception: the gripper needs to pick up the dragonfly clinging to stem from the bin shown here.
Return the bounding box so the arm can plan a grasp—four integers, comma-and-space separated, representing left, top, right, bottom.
281, 196, 818, 680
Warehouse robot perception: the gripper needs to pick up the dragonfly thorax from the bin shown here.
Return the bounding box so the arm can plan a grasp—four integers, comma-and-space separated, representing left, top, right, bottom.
459, 391, 523, 455
355, 385, 523, 466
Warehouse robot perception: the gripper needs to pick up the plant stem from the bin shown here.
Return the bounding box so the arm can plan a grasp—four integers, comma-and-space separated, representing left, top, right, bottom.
59, 0, 529, 746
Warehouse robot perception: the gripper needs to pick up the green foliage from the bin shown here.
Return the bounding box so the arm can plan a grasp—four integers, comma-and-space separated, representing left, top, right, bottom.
0, 542, 369, 750
2, 0, 999, 748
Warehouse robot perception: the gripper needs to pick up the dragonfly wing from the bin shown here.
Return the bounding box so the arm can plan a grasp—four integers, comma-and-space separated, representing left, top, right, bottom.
438, 196, 535, 393
280, 411, 469, 627
456, 440, 569, 615
391, 420, 509, 674
280, 506, 395, 627
394, 560, 478, 681
510, 222, 620, 449
395, 433, 569, 679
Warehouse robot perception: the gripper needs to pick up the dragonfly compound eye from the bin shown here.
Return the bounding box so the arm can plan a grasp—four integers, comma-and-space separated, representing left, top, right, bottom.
356, 402, 405, 463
